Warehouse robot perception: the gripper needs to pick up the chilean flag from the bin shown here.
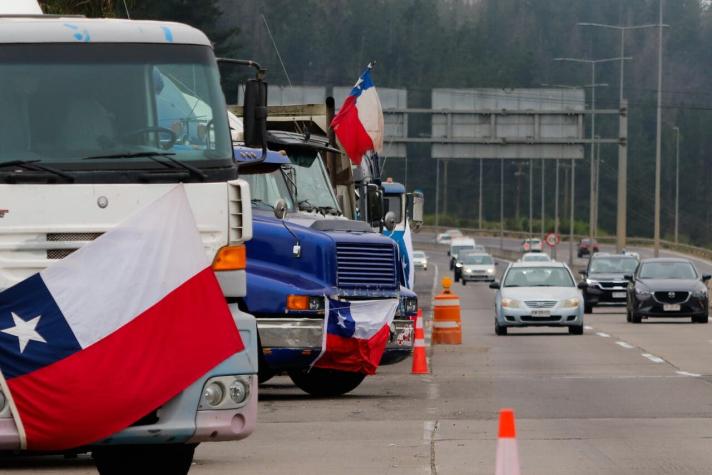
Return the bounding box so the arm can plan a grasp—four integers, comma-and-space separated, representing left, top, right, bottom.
331, 64, 384, 165
0, 186, 243, 451
313, 298, 398, 375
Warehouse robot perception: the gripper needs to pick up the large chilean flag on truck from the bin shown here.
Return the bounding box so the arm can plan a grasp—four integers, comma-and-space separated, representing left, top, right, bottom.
0, 185, 243, 450
331, 64, 384, 165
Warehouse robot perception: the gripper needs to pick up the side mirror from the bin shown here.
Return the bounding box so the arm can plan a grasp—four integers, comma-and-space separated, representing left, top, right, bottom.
243, 78, 268, 149
624, 274, 634, 282
273, 198, 288, 220
703, 274, 712, 282
489, 282, 500, 289
577, 281, 588, 289
495, 262, 499, 266
579, 270, 588, 277
384, 211, 397, 231
407, 191, 424, 233
366, 184, 383, 228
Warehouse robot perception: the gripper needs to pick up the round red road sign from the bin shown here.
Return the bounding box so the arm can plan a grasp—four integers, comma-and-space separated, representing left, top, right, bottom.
545, 232, 560, 247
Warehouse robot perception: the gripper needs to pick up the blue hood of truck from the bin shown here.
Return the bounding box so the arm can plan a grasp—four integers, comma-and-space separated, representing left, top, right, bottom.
245, 210, 399, 315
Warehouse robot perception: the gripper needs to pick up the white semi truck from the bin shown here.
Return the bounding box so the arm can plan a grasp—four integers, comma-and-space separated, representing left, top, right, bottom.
0, 6, 264, 474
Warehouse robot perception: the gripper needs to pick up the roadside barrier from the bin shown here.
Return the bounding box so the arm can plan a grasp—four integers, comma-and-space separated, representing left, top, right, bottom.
411, 309, 429, 374
495, 408, 521, 475
432, 277, 462, 345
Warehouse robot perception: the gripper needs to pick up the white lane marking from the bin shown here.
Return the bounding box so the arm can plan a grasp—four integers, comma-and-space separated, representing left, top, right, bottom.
584, 325, 594, 330
596, 332, 611, 338
555, 374, 688, 380
641, 353, 665, 363
616, 341, 634, 349
676, 371, 702, 377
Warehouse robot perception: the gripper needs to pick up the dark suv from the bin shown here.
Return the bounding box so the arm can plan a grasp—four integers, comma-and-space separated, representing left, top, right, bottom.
626, 258, 710, 324
577, 238, 600, 258
580, 253, 639, 313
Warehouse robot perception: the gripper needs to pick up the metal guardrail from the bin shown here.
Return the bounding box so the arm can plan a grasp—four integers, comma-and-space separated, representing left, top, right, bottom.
420, 226, 712, 262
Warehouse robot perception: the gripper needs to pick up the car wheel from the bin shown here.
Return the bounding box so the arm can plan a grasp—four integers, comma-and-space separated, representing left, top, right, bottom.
569, 325, 584, 335
584, 303, 593, 314
630, 311, 642, 324
626, 309, 632, 322
494, 319, 507, 336
693, 313, 709, 324
462, 279, 467, 286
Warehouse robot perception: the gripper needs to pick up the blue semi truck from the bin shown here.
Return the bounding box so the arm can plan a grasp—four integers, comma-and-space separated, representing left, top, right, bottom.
235, 141, 416, 396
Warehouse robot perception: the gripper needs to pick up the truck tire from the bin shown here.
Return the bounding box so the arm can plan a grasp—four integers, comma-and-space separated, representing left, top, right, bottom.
287, 368, 366, 397
94, 444, 195, 475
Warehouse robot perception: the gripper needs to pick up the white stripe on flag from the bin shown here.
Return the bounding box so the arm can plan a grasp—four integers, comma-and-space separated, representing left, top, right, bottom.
41, 185, 209, 348
356, 87, 384, 154
349, 299, 399, 339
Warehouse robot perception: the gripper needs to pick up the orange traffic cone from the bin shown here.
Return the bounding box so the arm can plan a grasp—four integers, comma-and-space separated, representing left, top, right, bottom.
433, 277, 462, 345
495, 408, 521, 475
411, 309, 429, 374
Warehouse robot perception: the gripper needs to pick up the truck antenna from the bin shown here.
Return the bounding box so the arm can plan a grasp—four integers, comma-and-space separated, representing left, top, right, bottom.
121, 0, 130, 19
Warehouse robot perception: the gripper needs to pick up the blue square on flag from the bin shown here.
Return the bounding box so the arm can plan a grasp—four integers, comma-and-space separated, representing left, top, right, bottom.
0, 274, 81, 379
326, 301, 356, 338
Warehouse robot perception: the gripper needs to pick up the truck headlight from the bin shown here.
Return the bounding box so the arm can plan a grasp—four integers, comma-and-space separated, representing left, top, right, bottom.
203, 382, 225, 407
501, 298, 521, 309
561, 298, 580, 308
228, 377, 251, 405
287, 295, 324, 311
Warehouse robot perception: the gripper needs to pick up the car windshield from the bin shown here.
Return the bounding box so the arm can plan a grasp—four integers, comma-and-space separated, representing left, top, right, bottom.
413, 251, 426, 258
242, 169, 295, 212
639, 261, 697, 280
523, 254, 550, 262
0, 43, 232, 168
290, 153, 340, 210
504, 267, 574, 287
590, 257, 639, 274
452, 245, 474, 255
463, 255, 493, 265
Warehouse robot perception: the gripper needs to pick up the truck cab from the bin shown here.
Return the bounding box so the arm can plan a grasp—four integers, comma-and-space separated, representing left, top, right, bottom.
236, 143, 416, 395
0, 12, 258, 473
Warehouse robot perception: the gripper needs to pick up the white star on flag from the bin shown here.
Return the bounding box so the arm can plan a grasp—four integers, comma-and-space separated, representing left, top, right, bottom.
336, 311, 348, 328
2, 312, 47, 353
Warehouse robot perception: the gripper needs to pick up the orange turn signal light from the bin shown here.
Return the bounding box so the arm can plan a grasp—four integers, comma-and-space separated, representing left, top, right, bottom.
286, 295, 309, 311
212, 245, 247, 271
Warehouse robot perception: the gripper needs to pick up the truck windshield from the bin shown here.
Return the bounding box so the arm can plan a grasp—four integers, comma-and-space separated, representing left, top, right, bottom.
242, 168, 295, 212
290, 153, 341, 212
0, 43, 232, 169
384, 194, 403, 223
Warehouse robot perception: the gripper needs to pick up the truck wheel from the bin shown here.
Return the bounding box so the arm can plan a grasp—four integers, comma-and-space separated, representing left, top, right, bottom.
288, 368, 366, 397
94, 444, 196, 475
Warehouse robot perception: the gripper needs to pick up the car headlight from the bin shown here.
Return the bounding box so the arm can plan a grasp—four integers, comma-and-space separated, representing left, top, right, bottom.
586, 279, 599, 286
561, 297, 580, 308
501, 298, 521, 309
487, 268, 495, 274
635, 286, 651, 297
202, 382, 225, 407
692, 289, 708, 299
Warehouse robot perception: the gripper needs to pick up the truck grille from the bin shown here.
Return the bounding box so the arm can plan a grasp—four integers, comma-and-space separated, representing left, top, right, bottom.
336, 243, 397, 289
46, 232, 102, 259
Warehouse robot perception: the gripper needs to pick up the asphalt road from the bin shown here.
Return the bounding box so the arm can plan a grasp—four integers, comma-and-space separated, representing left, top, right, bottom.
6, 242, 712, 474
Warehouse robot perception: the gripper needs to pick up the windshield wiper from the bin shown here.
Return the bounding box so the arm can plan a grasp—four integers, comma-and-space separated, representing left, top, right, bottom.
251, 198, 274, 209
82, 152, 207, 181
318, 205, 341, 216
0, 160, 74, 182
298, 199, 316, 212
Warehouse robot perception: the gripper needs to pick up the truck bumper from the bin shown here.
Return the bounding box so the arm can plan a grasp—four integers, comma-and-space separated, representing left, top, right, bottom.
258, 317, 414, 368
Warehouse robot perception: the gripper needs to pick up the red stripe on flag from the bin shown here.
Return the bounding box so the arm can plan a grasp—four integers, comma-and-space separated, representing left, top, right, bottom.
8, 267, 243, 451
330, 95, 374, 165
314, 325, 390, 375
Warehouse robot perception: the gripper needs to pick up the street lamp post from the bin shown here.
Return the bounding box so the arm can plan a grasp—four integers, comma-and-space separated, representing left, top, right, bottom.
578, 12, 668, 255
673, 126, 680, 244
554, 56, 631, 239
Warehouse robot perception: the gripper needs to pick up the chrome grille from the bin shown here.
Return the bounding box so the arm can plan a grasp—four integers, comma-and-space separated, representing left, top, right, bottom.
524, 300, 558, 309
46, 232, 102, 259
336, 242, 397, 289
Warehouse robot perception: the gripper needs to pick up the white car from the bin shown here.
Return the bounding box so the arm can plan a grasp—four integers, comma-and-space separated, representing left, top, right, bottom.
520, 252, 551, 263
436, 228, 463, 244
521, 238, 543, 253
412, 250, 429, 270
449, 237, 476, 270
490, 261, 585, 335
459, 253, 497, 284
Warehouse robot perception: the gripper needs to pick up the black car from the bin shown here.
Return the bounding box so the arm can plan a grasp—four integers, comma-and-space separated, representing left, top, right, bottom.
626, 258, 711, 324
580, 253, 640, 313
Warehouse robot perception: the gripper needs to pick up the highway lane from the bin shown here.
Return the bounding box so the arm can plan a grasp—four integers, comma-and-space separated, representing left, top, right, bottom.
7, 244, 712, 474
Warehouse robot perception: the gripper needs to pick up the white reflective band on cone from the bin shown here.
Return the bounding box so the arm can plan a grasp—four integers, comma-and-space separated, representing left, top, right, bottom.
416, 316, 423, 327
495, 438, 521, 475
433, 321, 461, 328
414, 340, 427, 347
433, 299, 460, 307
